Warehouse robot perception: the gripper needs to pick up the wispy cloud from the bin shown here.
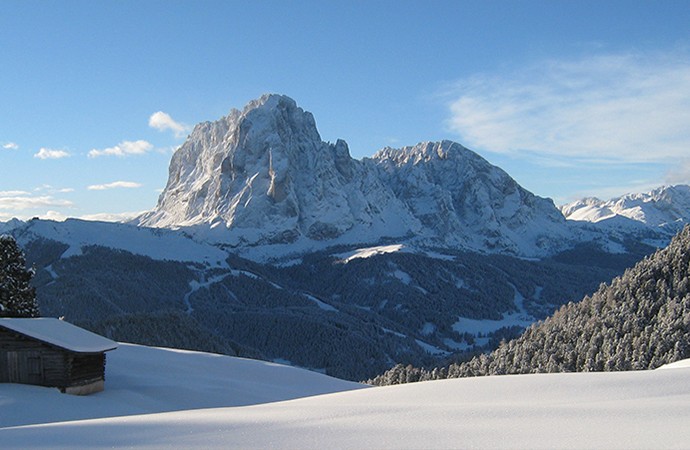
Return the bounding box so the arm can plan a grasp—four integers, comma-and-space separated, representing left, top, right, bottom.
666, 159, 690, 185
79, 211, 143, 222
42, 210, 68, 222
445, 51, 690, 164
157, 145, 180, 155
0, 195, 73, 210
88, 140, 153, 158
34, 148, 71, 160
87, 181, 143, 191
149, 111, 190, 138
0, 190, 31, 197
0, 190, 74, 218
3, 142, 19, 150
34, 184, 74, 194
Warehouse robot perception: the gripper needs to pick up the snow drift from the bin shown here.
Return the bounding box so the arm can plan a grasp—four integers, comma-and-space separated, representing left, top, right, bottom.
2, 343, 690, 449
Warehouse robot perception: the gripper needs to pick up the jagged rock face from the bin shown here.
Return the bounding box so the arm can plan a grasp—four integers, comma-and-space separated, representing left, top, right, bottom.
139, 94, 416, 245
140, 94, 570, 256
371, 141, 567, 254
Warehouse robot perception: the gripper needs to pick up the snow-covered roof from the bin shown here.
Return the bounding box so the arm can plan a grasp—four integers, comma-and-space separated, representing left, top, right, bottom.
0, 318, 118, 353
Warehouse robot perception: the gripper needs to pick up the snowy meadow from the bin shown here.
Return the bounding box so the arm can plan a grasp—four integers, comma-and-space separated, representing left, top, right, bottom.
2, 344, 690, 449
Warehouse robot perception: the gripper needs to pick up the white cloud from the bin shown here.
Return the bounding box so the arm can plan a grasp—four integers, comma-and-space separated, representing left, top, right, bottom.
43, 210, 69, 222
149, 111, 190, 138
3, 142, 19, 150
666, 159, 690, 185
88, 140, 153, 158
445, 51, 690, 164
34, 148, 71, 160
34, 184, 74, 194
157, 145, 180, 155
0, 190, 31, 197
79, 211, 144, 222
0, 190, 74, 220
87, 181, 143, 191
0, 195, 73, 210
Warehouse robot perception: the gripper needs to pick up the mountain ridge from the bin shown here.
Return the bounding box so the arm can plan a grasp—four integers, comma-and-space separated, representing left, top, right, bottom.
370, 140, 569, 255
561, 184, 690, 231
136, 94, 576, 259
137, 94, 418, 250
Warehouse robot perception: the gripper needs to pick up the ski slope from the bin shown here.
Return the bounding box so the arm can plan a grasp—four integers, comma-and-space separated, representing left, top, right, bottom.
2, 344, 690, 449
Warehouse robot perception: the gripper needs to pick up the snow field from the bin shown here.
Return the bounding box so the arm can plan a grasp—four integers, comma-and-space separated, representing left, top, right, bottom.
19, 219, 231, 268
0, 344, 365, 429
2, 344, 690, 449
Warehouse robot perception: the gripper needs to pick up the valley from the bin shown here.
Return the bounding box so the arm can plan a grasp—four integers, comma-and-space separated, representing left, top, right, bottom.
2, 95, 688, 380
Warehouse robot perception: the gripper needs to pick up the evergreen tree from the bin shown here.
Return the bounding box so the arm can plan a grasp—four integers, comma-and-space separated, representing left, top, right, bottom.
0, 235, 39, 317
369, 225, 690, 385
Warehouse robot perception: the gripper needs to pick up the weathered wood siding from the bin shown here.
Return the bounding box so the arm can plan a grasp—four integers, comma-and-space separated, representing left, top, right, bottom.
0, 327, 106, 389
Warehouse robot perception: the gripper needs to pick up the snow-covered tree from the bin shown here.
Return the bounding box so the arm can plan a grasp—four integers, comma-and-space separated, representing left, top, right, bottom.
0, 235, 39, 317
369, 224, 690, 385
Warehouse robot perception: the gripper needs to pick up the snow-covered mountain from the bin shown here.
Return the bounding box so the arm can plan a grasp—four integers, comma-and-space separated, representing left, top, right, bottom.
371, 141, 569, 255
561, 185, 690, 232
137, 94, 416, 249
5, 94, 688, 382
8, 218, 229, 268
6, 214, 632, 380
137, 94, 572, 258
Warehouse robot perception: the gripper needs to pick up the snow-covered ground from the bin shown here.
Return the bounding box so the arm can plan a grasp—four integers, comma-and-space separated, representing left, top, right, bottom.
2, 344, 690, 449
452, 284, 536, 348
10, 218, 231, 268
0, 344, 364, 429
333, 243, 407, 262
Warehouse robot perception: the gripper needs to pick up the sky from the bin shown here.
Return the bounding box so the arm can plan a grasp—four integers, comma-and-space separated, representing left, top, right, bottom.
2, 0, 690, 222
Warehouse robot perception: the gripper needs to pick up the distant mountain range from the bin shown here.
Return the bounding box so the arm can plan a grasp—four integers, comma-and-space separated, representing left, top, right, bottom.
133, 94, 687, 261
561, 184, 690, 230
3, 94, 690, 380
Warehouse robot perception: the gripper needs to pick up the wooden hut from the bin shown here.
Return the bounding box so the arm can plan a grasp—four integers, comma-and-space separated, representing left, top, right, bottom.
0, 318, 117, 395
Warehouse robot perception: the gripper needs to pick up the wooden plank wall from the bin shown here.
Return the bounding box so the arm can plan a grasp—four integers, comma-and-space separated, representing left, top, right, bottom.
0, 327, 105, 388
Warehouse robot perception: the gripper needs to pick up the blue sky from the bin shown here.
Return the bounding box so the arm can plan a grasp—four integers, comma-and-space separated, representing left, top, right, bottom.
2, 1, 690, 221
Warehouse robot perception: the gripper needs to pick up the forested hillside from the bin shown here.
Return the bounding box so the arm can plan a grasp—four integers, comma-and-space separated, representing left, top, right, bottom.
370, 225, 690, 385
19, 231, 647, 381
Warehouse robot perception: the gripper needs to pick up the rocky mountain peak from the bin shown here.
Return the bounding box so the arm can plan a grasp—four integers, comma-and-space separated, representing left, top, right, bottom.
138, 95, 415, 247
138, 94, 575, 258
374, 140, 478, 165
234, 93, 321, 145
371, 140, 568, 255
